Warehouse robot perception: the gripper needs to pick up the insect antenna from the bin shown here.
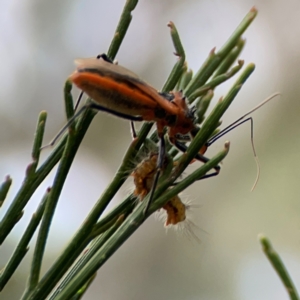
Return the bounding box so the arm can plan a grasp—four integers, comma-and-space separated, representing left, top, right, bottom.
206, 92, 280, 190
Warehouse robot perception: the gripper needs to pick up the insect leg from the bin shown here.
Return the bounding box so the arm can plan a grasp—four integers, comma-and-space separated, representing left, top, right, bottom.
88, 103, 144, 121
207, 117, 260, 190
42, 103, 144, 149
41, 105, 88, 149
207, 117, 252, 146
144, 133, 166, 215
130, 122, 137, 139
173, 140, 220, 180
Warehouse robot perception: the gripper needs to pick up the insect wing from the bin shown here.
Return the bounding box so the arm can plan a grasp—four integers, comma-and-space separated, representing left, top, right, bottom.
71, 58, 178, 120
74, 58, 141, 79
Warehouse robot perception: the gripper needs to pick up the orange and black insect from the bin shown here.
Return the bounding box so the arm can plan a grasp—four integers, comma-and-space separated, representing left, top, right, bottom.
65, 54, 221, 212
48, 54, 278, 213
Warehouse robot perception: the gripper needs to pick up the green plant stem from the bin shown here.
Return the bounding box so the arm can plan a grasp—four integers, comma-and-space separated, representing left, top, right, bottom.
51, 146, 228, 300
151, 142, 229, 211
31, 36, 185, 297
27, 131, 150, 300
0, 112, 57, 244
177, 66, 192, 91
0, 3, 258, 299
70, 273, 97, 300
107, 0, 139, 60
196, 90, 214, 124
213, 38, 245, 78
0, 190, 48, 291
188, 60, 244, 103
49, 216, 125, 300
148, 21, 187, 143
174, 63, 255, 177
0, 111, 94, 245
21, 82, 77, 300
2, 0, 140, 296
184, 7, 257, 99
259, 235, 299, 300
162, 22, 186, 91
46, 196, 135, 299
31, 111, 47, 172
89, 197, 135, 240
0, 176, 12, 208
25, 5, 157, 300
0, 0, 140, 247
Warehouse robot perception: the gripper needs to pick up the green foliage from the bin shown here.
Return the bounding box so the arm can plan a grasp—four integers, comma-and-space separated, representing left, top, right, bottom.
1, 2, 295, 300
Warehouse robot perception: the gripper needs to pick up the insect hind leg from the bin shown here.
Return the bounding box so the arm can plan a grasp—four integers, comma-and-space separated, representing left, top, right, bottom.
173, 140, 221, 181
144, 135, 166, 215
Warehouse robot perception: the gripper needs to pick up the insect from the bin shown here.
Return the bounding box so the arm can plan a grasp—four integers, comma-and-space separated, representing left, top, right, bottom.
131, 152, 199, 241
65, 55, 222, 212
46, 53, 278, 214
132, 152, 160, 201
131, 153, 186, 224
162, 194, 187, 226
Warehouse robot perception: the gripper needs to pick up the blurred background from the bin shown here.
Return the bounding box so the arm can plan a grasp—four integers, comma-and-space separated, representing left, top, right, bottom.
0, 0, 299, 299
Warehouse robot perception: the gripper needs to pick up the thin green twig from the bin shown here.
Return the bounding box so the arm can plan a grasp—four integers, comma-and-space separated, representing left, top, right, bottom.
184, 7, 257, 99
0, 3, 259, 299
107, 0, 139, 60
0, 176, 12, 208
151, 142, 229, 211
259, 235, 299, 300
26, 2, 142, 299
50, 16, 257, 300
0, 189, 49, 292
49, 145, 228, 300
162, 22, 186, 91
70, 273, 97, 300
213, 38, 245, 78
0, 112, 48, 243
30, 111, 47, 175
188, 60, 244, 103
47, 196, 135, 299
21, 82, 77, 299
177, 66, 192, 91
0, 0, 140, 248
49, 216, 125, 300
174, 63, 255, 178
195, 89, 214, 124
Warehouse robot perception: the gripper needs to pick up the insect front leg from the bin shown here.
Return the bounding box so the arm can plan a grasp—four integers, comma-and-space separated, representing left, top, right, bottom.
130, 122, 137, 139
